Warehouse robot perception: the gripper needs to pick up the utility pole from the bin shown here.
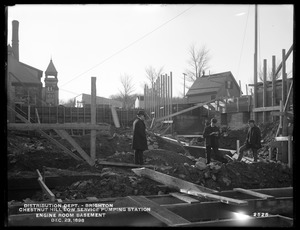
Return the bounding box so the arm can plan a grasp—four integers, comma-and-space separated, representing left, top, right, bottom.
182, 73, 187, 98
253, 4, 258, 122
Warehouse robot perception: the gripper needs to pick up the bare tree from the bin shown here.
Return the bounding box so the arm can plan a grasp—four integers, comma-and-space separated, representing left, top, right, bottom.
145, 65, 164, 88
185, 44, 210, 83
258, 60, 292, 82
118, 74, 135, 109
59, 98, 75, 107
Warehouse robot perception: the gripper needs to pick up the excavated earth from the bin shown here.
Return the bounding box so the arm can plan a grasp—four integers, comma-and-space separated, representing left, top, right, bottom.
7, 121, 293, 203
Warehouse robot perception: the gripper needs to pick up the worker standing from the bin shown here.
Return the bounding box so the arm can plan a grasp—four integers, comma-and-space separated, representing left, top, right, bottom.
237, 119, 262, 162
132, 110, 148, 165
203, 118, 226, 164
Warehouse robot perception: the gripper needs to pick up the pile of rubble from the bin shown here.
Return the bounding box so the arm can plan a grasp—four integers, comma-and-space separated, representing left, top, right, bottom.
7, 122, 293, 203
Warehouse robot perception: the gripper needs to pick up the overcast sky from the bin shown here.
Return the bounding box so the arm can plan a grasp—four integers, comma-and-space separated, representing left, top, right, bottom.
7, 4, 294, 102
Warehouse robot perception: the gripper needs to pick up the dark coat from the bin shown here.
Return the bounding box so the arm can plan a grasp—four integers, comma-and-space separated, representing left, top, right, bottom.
203, 125, 220, 147
245, 125, 262, 149
132, 117, 148, 150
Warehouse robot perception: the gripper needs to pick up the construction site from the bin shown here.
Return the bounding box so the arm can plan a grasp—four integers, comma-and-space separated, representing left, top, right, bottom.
6, 6, 294, 228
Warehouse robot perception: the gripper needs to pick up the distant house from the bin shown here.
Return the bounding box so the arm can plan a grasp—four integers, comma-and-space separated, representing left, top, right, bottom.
74, 93, 123, 108
134, 95, 145, 109
186, 71, 241, 103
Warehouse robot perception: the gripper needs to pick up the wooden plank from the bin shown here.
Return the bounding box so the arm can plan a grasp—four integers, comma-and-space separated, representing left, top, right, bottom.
91, 77, 97, 165
111, 106, 120, 128
172, 215, 293, 227
155, 98, 224, 122
275, 43, 293, 77
127, 196, 190, 226
169, 192, 199, 204
7, 106, 83, 162
7, 123, 110, 131
35, 108, 40, 123
271, 111, 293, 118
36, 170, 55, 202
177, 135, 203, 138
132, 168, 217, 193
233, 188, 274, 200
252, 106, 280, 112
55, 129, 94, 166
97, 161, 156, 169
275, 136, 293, 142
180, 189, 248, 206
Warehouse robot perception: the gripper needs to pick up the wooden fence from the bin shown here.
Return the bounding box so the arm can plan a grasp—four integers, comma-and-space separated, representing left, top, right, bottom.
14, 105, 141, 128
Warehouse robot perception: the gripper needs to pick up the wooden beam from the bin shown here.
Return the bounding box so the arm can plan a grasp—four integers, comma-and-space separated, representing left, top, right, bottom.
263, 59, 267, 123
91, 77, 97, 165
169, 192, 199, 204
233, 188, 274, 200
155, 98, 224, 122
172, 215, 293, 227
7, 106, 83, 162
132, 167, 217, 193
111, 106, 120, 128
54, 129, 94, 166
180, 189, 248, 206
7, 123, 111, 131
127, 196, 190, 226
252, 106, 280, 112
275, 136, 293, 142
271, 111, 293, 118
177, 135, 203, 138
275, 44, 293, 77
97, 161, 156, 169
36, 169, 55, 202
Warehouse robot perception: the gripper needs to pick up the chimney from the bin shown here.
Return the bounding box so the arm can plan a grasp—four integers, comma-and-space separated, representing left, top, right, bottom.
12, 20, 19, 61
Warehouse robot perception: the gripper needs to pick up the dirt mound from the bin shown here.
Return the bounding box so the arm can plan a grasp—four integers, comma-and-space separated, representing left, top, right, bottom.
7, 125, 293, 202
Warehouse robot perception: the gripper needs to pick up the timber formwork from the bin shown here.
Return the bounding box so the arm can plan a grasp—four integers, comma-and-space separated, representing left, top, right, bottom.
7, 187, 293, 227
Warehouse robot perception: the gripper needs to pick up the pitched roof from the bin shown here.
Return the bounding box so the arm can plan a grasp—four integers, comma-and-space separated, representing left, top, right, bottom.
8, 55, 42, 85
45, 59, 58, 76
80, 93, 123, 107
186, 71, 239, 96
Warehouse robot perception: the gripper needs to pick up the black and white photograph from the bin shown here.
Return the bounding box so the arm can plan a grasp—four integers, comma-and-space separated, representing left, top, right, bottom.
5, 4, 294, 227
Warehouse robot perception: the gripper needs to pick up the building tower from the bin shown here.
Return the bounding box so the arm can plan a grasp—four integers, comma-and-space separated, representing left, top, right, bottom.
44, 59, 59, 106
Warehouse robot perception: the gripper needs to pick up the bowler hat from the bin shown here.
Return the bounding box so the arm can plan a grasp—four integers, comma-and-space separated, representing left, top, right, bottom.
137, 110, 146, 116
211, 118, 217, 123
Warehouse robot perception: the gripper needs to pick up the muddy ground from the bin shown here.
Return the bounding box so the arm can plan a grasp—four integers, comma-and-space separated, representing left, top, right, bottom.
7, 121, 293, 202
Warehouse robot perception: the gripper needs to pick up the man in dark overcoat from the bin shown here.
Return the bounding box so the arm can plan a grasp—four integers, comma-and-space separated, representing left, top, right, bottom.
237, 119, 262, 162
203, 118, 227, 164
132, 110, 148, 165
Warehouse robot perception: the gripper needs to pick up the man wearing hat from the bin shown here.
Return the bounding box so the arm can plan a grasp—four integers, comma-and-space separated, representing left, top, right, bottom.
237, 119, 262, 162
203, 118, 226, 164
132, 110, 148, 165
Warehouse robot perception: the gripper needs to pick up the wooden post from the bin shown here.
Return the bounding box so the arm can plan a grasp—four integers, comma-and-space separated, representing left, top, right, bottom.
236, 97, 239, 112
272, 55, 276, 122
277, 100, 283, 137
90, 77, 96, 166
288, 135, 292, 168
170, 72, 173, 134
282, 49, 287, 105
281, 49, 288, 164
263, 59, 267, 123
246, 84, 248, 96
269, 148, 272, 161
236, 140, 240, 156
28, 104, 30, 122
